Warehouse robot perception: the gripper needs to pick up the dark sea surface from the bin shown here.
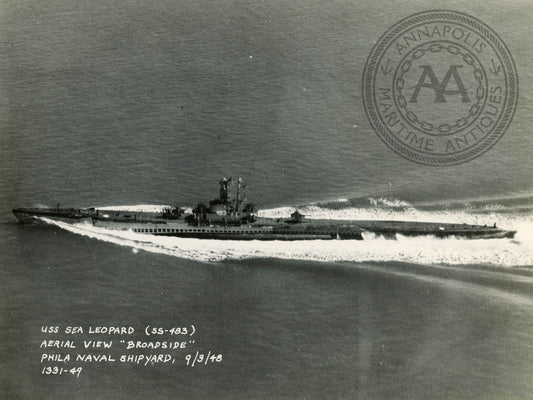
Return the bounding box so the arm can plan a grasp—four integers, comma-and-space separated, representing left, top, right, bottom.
1, 1, 532, 399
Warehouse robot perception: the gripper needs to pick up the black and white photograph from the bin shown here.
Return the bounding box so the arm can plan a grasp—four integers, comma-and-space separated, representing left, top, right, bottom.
1, 1, 532, 399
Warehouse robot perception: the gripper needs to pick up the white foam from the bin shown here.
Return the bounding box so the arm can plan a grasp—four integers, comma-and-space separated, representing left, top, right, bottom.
97, 204, 170, 212
39, 211, 533, 266
368, 197, 412, 208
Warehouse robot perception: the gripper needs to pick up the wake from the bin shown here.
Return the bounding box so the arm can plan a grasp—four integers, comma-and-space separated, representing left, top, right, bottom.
39, 199, 533, 266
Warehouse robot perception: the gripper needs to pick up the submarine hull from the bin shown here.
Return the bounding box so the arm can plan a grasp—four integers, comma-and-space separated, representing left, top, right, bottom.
12, 207, 515, 240
349, 220, 516, 240
12, 207, 97, 224
89, 214, 515, 240
12, 175, 516, 240
90, 217, 365, 240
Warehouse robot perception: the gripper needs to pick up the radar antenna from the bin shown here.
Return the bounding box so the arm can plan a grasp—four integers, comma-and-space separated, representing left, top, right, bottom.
234, 177, 246, 214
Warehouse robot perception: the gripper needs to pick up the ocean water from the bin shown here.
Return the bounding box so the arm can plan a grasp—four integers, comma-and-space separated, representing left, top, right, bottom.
1, 0, 532, 399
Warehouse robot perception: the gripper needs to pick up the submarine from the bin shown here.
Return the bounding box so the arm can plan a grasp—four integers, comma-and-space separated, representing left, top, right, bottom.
12, 205, 97, 224
12, 177, 516, 240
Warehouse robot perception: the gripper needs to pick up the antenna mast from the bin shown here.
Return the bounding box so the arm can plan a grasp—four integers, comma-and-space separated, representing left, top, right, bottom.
234, 177, 242, 215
